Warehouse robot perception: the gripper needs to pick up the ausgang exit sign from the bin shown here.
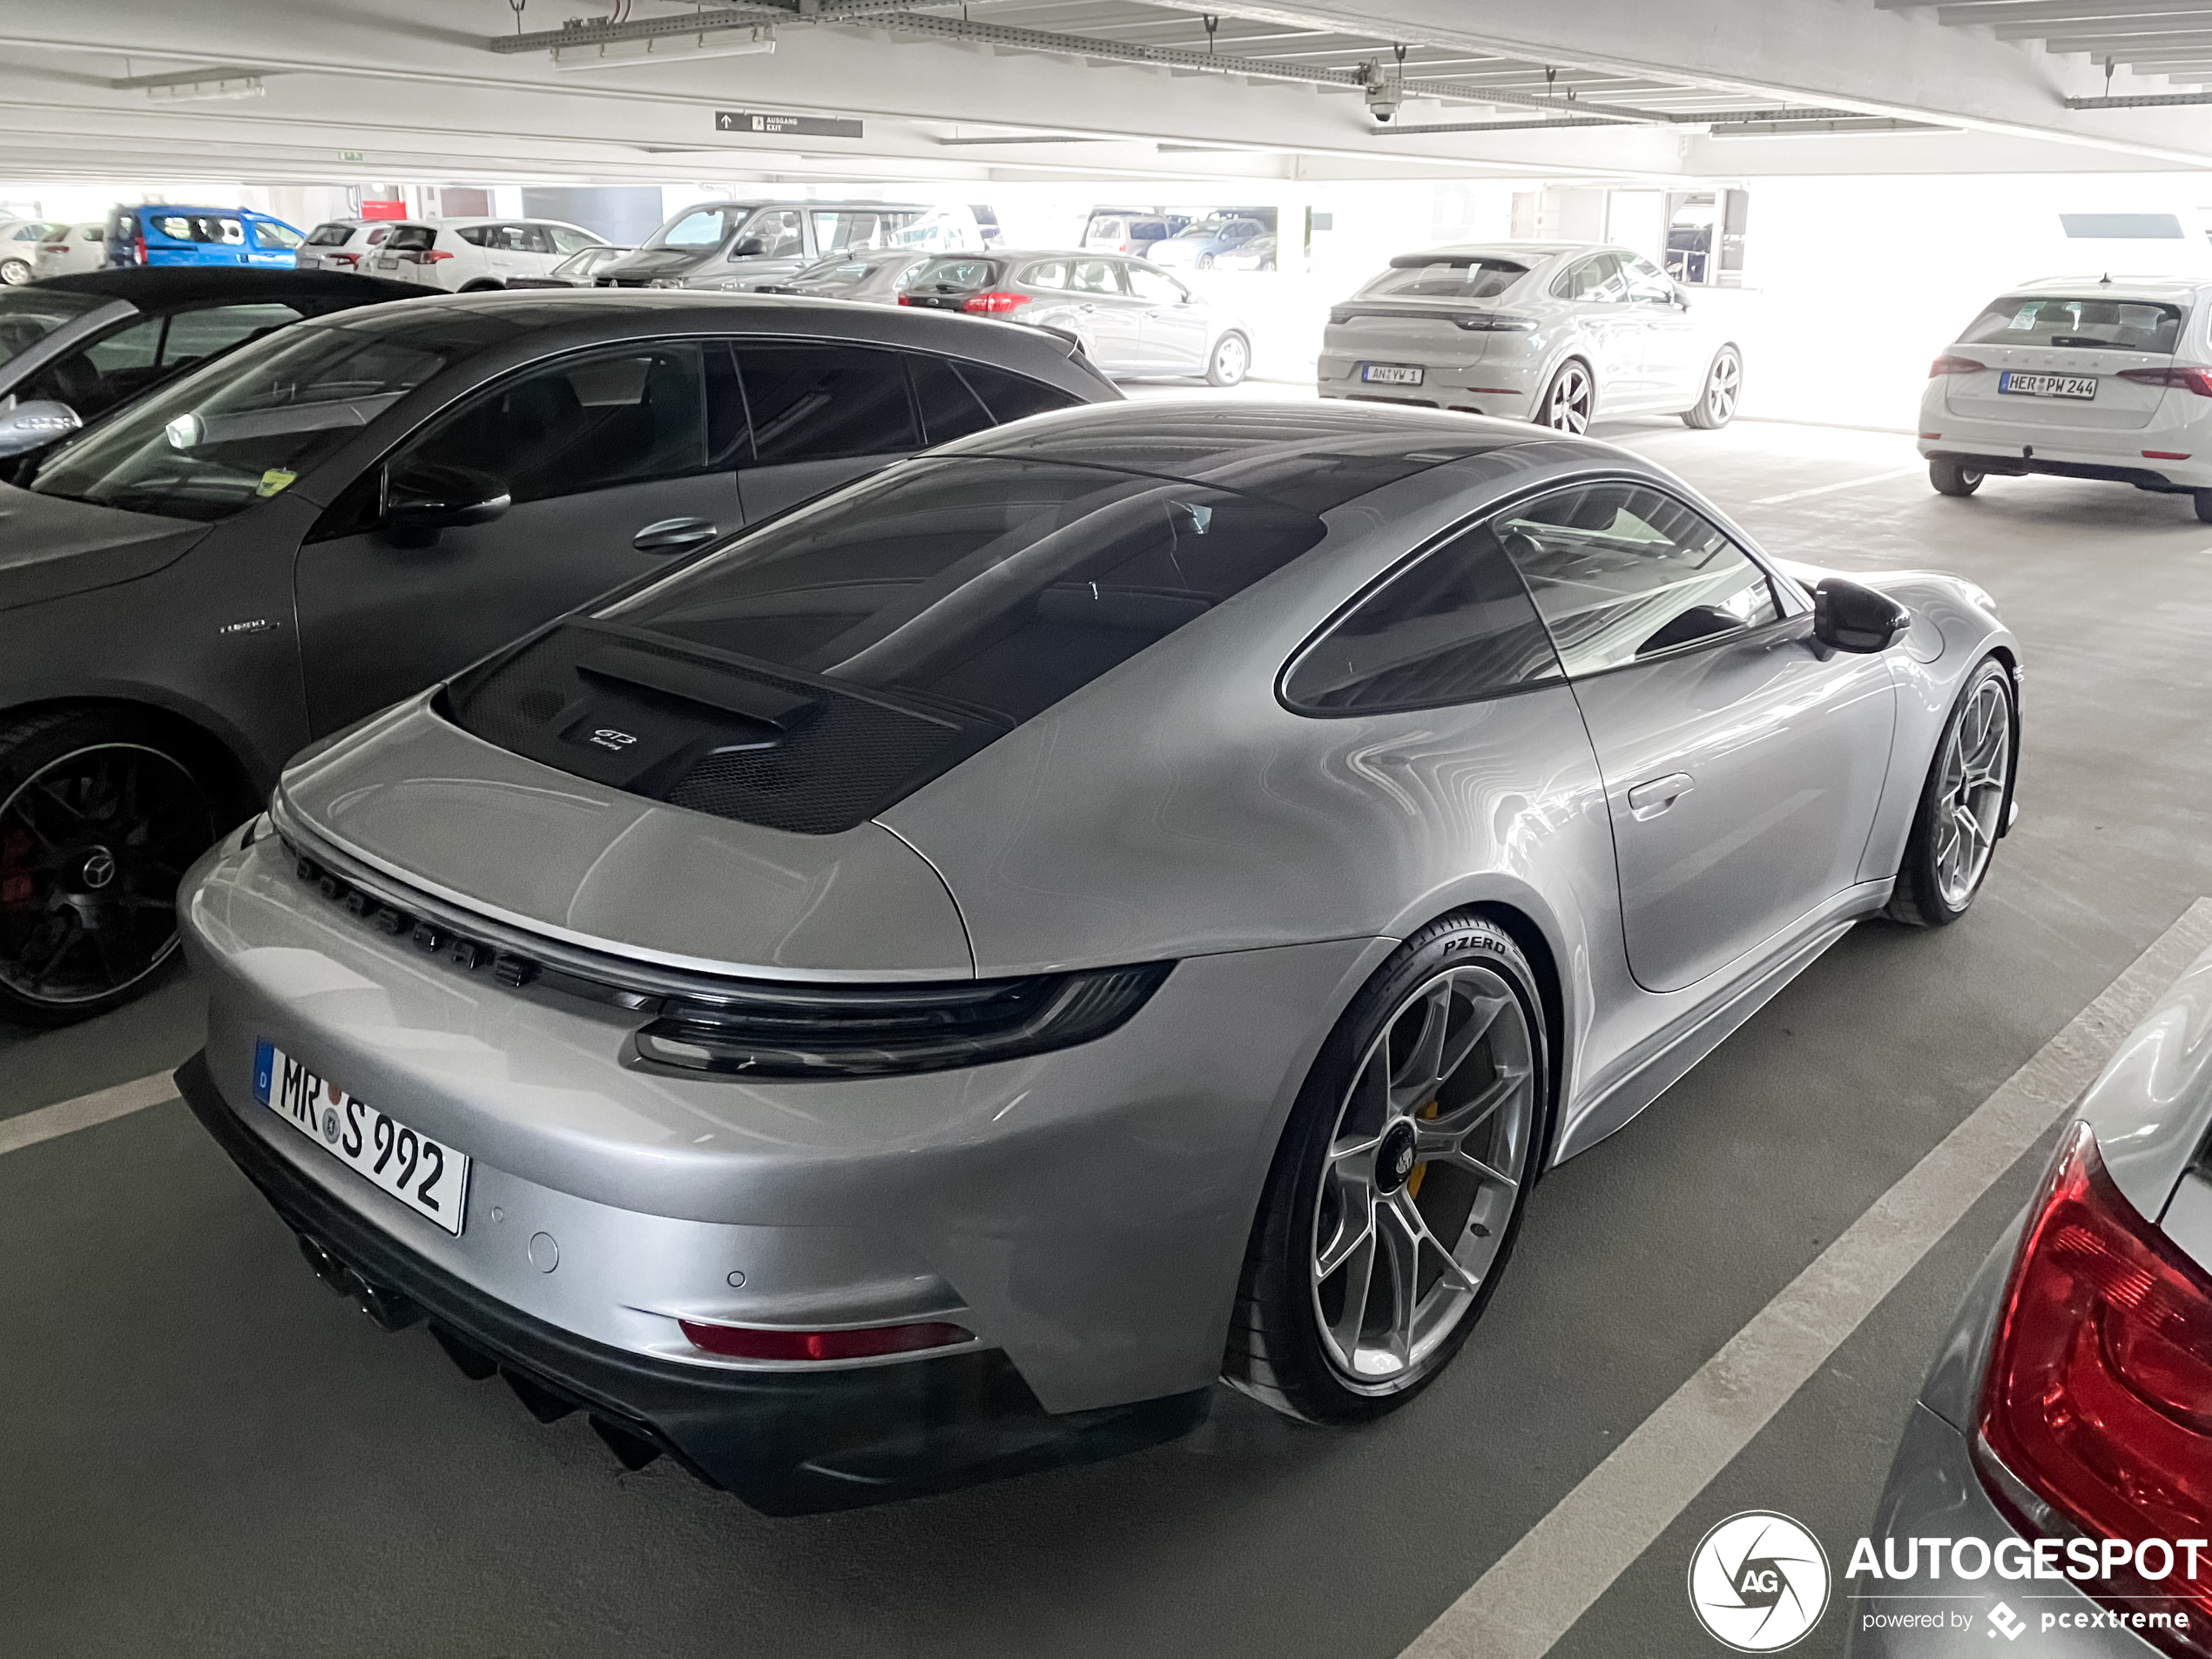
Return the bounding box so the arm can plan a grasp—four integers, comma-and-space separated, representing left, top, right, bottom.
716, 110, 862, 138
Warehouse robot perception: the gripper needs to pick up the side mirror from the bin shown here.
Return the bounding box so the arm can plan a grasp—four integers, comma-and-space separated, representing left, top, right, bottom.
384, 462, 509, 547
0, 399, 81, 459
730, 236, 769, 259
1813, 576, 1911, 654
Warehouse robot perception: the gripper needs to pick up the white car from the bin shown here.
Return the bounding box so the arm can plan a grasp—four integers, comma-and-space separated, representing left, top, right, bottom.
30, 223, 108, 280
0, 219, 63, 286
366, 217, 608, 292
1319, 240, 1744, 433
1919, 276, 2212, 521
298, 219, 401, 274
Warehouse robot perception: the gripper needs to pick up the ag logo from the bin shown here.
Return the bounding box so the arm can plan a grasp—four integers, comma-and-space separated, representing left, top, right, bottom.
1688, 1511, 1831, 1652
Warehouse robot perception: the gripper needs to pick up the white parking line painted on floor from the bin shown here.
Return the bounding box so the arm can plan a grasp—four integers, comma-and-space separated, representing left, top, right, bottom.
1399, 897, 2212, 1659
0, 1070, 178, 1159
1750, 466, 1925, 506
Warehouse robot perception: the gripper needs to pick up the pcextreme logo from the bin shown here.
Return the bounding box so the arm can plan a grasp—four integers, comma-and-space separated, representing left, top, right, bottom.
1689, 1512, 1833, 1652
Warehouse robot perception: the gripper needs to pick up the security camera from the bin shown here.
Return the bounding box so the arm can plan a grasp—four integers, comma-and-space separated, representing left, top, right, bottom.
1359, 60, 1403, 124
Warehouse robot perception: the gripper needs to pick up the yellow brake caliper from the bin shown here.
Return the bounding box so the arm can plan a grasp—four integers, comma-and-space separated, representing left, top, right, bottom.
1405, 1100, 1440, 1199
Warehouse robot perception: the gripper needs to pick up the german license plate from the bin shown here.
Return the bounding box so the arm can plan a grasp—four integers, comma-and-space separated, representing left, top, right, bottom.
253, 1040, 469, 1235
1999, 371, 2096, 400
1362, 363, 1425, 386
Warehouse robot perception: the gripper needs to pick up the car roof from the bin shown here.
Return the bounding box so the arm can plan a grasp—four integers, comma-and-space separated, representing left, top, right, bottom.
1396, 241, 1601, 264
37, 267, 422, 307
677, 199, 929, 211
930, 398, 1584, 486
303, 287, 1092, 376
2004, 274, 2207, 300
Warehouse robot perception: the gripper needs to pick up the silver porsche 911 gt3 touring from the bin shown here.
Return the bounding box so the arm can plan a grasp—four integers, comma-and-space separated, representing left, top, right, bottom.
174, 402, 2020, 1512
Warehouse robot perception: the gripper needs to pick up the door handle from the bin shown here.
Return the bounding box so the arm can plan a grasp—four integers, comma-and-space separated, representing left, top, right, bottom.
1626, 772, 1694, 819
632, 517, 719, 554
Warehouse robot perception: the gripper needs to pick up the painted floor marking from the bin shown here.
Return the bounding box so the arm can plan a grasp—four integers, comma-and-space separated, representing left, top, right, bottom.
0, 1070, 179, 1159
1751, 466, 1925, 506
1399, 897, 2212, 1659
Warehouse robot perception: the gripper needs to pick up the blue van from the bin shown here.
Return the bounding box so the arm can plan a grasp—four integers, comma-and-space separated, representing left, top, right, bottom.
104, 205, 307, 269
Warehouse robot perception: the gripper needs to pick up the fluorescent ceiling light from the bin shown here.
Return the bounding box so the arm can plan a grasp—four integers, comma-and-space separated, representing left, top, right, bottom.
145, 78, 266, 102
552, 30, 775, 71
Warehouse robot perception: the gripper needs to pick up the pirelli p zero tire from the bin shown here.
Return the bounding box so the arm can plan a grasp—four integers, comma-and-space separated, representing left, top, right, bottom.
0, 706, 224, 1026
1885, 656, 2017, 929
1930, 459, 1983, 497
1224, 914, 1548, 1425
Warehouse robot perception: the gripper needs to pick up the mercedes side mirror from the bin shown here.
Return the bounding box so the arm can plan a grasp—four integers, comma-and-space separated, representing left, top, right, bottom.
384, 462, 510, 547
1813, 576, 1912, 654
730, 236, 769, 258
0, 399, 81, 459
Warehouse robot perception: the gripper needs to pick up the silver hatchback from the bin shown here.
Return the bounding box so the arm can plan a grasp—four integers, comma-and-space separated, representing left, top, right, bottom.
1320, 240, 1743, 433
897, 250, 1251, 385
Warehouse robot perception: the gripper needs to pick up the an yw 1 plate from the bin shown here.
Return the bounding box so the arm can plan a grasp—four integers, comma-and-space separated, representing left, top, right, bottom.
253, 1040, 469, 1235
1999, 371, 2097, 400
1361, 363, 1426, 386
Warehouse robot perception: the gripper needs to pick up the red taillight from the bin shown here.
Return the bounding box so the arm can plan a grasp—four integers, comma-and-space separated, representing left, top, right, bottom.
328, 253, 358, 268
961, 291, 1028, 314
404, 248, 454, 264
1919, 431, 1942, 440
1978, 1121, 2212, 1658
678, 1318, 974, 1362
2145, 450, 2194, 461
133, 233, 145, 266
2121, 365, 2212, 398
1930, 354, 1986, 377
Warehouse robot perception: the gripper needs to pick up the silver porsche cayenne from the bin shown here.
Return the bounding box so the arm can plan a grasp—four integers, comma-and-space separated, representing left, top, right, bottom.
173, 401, 2021, 1513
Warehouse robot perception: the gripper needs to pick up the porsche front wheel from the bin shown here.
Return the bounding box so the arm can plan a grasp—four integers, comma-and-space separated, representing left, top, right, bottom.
1885, 657, 2015, 927
1224, 915, 1546, 1423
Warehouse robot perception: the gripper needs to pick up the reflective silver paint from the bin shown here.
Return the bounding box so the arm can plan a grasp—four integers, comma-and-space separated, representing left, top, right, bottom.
180, 407, 2020, 1416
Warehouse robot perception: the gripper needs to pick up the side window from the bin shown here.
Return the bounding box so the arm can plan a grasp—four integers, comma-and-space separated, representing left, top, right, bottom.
1068, 259, 1124, 296
453, 226, 488, 247
1283, 524, 1563, 713
253, 220, 304, 251
78, 317, 165, 376
547, 226, 596, 256
907, 354, 995, 446
212, 219, 246, 246
956, 361, 1084, 423
738, 210, 803, 260
395, 344, 710, 505
520, 224, 557, 255
163, 303, 304, 370
1017, 260, 1068, 290
735, 342, 919, 464
1126, 266, 1187, 305
1494, 482, 1781, 677
813, 210, 889, 253
1621, 253, 1674, 305
150, 214, 192, 241
1552, 253, 1622, 302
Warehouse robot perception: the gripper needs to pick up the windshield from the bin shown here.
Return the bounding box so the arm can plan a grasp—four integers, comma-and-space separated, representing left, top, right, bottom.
305, 222, 358, 246
596, 456, 1325, 727
1175, 219, 1245, 239
1363, 257, 1527, 302
1959, 294, 2187, 354
28, 320, 455, 522
0, 287, 111, 364
645, 207, 752, 251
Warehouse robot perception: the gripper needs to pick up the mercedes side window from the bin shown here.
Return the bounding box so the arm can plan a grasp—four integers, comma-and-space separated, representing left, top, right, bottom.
907, 355, 995, 445
1494, 482, 1781, 677
392, 344, 711, 507
735, 342, 919, 464
1282, 523, 1564, 714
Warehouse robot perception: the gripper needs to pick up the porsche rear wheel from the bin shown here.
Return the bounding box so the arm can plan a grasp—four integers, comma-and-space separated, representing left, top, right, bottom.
1224, 916, 1546, 1424
1885, 657, 2015, 927
1680, 347, 1741, 429
1537, 361, 1593, 435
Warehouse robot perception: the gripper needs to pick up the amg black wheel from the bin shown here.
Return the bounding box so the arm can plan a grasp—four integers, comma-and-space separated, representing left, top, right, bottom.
0, 708, 223, 1025
1930, 459, 1983, 497
1885, 657, 2015, 928
1224, 915, 1547, 1423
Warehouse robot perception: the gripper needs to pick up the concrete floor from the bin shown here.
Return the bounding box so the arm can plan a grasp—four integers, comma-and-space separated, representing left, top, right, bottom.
4, 415, 2210, 1659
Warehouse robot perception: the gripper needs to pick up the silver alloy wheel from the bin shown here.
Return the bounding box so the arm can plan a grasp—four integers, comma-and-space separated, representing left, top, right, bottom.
1308, 963, 1535, 1391
1211, 332, 1249, 385
1933, 672, 2011, 909
1703, 351, 1741, 423
0, 257, 29, 286
1541, 363, 1593, 434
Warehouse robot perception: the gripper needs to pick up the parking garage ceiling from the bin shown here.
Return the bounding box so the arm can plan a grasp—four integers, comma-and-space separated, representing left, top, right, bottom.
6, 0, 2212, 186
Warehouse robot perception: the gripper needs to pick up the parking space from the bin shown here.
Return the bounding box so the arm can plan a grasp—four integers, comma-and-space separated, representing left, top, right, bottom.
7, 414, 2209, 1659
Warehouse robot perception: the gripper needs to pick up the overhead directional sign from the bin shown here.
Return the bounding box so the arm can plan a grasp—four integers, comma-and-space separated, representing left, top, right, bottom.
717, 110, 862, 138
